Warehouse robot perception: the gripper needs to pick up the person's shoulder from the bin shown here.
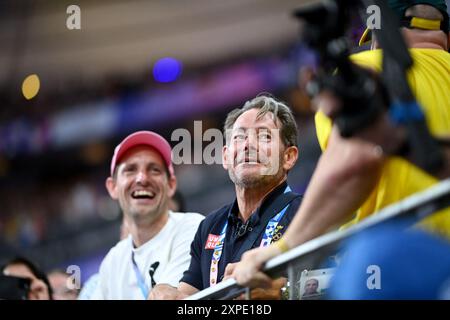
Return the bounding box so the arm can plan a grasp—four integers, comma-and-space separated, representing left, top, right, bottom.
409, 48, 450, 62
171, 211, 205, 222
279, 189, 302, 219
170, 211, 205, 232
410, 48, 450, 55
186, 204, 231, 239
202, 204, 231, 225
101, 236, 131, 265
95, 236, 131, 282
289, 191, 303, 204
291, 194, 302, 205
180, 205, 231, 250
77, 273, 101, 300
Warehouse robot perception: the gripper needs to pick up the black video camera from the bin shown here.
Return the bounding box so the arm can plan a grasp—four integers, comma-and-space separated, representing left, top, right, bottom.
295, 0, 388, 137
0, 274, 31, 300
294, 0, 445, 176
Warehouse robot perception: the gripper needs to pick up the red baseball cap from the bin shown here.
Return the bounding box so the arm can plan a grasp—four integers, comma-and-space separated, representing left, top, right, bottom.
110, 131, 174, 177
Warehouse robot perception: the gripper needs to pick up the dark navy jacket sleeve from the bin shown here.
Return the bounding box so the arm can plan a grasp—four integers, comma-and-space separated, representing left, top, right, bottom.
180, 218, 206, 290
180, 205, 229, 291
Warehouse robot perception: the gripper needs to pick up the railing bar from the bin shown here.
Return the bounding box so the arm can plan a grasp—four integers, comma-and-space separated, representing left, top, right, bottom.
287, 265, 295, 300
186, 178, 450, 300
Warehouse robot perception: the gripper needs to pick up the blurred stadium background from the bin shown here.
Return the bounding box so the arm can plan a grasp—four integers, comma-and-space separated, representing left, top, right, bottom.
0, 0, 342, 283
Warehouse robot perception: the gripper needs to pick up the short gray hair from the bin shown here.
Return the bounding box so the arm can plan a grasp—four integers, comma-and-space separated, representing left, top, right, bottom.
223, 94, 298, 147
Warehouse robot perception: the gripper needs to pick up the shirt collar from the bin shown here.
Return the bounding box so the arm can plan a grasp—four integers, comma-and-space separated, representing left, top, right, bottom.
227, 180, 289, 227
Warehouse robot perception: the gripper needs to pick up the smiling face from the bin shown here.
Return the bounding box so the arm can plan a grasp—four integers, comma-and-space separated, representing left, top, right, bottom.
222, 108, 297, 189
106, 146, 176, 225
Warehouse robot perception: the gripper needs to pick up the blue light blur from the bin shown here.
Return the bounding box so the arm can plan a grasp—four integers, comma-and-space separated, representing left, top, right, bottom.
153, 57, 182, 83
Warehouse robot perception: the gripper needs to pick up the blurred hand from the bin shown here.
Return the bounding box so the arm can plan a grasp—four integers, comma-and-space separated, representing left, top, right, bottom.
231, 245, 280, 289
29, 278, 50, 300
232, 278, 287, 300
249, 278, 287, 300
148, 284, 186, 300
223, 262, 238, 281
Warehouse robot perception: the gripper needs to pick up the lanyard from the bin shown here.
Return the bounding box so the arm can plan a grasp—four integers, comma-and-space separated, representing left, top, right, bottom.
209, 186, 292, 287
131, 252, 149, 299
259, 203, 289, 247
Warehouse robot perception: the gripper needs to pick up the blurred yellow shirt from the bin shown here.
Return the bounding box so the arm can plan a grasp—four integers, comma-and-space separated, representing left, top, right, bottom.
315, 48, 450, 237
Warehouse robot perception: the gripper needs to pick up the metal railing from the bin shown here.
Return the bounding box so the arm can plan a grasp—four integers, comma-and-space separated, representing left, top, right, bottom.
187, 178, 450, 300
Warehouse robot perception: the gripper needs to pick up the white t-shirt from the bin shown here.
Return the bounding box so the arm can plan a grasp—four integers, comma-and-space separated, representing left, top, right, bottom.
91, 211, 204, 300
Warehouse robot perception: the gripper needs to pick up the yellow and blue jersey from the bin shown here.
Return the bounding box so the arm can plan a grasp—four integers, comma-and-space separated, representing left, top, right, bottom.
314, 48, 450, 237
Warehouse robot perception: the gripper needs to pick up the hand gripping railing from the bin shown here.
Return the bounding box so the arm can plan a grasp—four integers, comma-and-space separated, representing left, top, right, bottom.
186, 178, 450, 300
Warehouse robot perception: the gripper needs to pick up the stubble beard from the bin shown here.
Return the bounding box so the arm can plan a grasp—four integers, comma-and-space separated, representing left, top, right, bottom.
228, 163, 284, 190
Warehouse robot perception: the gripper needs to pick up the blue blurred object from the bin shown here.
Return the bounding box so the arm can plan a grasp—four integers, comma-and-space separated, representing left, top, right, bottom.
153, 57, 182, 83
328, 221, 450, 299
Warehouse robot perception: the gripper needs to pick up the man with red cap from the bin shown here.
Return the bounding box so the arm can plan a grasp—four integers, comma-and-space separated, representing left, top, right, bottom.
91, 131, 204, 299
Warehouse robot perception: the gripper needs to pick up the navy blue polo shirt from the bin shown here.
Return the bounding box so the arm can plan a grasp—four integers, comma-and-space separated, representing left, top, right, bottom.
181, 181, 302, 290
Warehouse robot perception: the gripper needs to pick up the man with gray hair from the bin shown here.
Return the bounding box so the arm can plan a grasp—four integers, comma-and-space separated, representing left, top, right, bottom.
231, 0, 450, 297
149, 94, 303, 299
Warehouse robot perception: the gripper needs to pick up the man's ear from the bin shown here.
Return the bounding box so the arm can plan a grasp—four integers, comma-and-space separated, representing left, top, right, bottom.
167, 175, 177, 198
283, 146, 299, 171
222, 145, 230, 170
105, 177, 118, 199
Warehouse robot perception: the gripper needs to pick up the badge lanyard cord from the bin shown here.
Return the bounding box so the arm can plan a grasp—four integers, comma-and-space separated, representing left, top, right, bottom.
131, 252, 149, 299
